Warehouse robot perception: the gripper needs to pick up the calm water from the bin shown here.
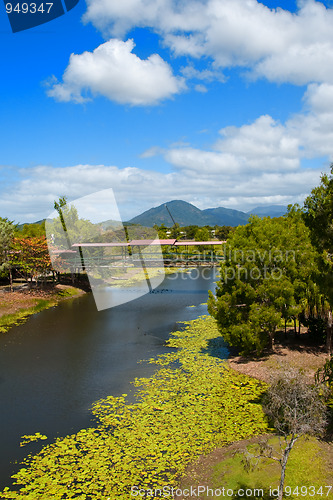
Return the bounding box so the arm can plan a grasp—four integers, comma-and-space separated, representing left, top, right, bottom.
0, 268, 219, 489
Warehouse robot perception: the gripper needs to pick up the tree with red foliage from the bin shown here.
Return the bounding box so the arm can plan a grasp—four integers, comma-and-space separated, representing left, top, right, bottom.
11, 236, 52, 287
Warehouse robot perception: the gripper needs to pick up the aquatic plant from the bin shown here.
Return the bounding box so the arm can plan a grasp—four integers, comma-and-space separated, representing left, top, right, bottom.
1, 316, 268, 499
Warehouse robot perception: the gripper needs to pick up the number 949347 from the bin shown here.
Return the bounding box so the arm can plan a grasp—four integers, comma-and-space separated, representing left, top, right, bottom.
5, 2, 53, 14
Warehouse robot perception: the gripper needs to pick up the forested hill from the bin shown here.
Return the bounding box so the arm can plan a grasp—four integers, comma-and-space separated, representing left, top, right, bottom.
127, 200, 287, 228
19, 201, 288, 229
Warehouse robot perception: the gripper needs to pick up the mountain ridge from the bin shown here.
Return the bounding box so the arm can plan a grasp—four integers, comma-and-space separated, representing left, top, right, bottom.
127, 200, 288, 227
21, 202, 288, 228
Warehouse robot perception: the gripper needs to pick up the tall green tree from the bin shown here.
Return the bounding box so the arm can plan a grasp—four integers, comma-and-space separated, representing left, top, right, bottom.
47, 201, 98, 250
0, 217, 15, 289
194, 227, 210, 241
208, 213, 317, 355
16, 221, 45, 238
303, 166, 333, 353
214, 225, 233, 240
303, 166, 333, 258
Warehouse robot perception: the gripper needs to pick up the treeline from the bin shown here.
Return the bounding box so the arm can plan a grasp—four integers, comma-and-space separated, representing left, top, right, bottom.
0, 212, 234, 290
208, 166, 333, 355
1, 166, 332, 355
0, 220, 52, 289
153, 223, 234, 241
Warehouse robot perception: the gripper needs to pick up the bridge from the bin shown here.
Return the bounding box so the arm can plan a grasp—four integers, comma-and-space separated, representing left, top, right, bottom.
54, 239, 226, 271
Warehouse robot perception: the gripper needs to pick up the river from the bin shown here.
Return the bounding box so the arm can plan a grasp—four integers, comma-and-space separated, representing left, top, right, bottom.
0, 267, 219, 489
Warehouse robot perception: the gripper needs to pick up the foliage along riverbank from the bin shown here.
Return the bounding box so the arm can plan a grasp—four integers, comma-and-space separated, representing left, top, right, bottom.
0, 285, 85, 334
1, 315, 268, 499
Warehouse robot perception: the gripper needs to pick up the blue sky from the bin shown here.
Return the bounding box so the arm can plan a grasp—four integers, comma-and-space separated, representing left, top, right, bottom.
1, 0, 333, 223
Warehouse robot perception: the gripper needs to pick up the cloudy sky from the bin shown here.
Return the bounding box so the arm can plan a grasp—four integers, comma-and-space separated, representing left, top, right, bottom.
1, 0, 333, 223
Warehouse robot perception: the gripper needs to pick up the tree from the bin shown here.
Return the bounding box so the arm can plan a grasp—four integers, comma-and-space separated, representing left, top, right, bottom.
0, 217, 15, 289
194, 227, 210, 241
47, 198, 99, 252
16, 221, 45, 238
303, 166, 333, 258
170, 222, 181, 239
315, 359, 333, 422
10, 236, 52, 287
303, 165, 333, 352
241, 366, 327, 500
214, 225, 233, 240
154, 223, 168, 239
208, 213, 318, 355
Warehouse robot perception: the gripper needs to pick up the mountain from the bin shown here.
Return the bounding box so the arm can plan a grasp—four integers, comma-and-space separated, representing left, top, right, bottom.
22, 202, 288, 230
247, 205, 288, 218
127, 200, 249, 227
128, 200, 213, 227
203, 207, 249, 226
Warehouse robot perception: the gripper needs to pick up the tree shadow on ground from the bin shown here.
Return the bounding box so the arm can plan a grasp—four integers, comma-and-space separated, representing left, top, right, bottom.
200, 336, 230, 360
226, 328, 327, 365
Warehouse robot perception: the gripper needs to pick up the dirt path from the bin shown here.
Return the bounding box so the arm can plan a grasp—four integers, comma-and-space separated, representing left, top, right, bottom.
227, 334, 329, 384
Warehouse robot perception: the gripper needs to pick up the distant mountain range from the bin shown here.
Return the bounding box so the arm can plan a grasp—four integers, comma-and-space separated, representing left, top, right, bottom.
248, 205, 288, 218
127, 200, 288, 228
22, 201, 288, 229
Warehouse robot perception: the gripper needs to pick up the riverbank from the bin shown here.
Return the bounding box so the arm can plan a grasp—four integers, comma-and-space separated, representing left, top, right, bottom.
2, 309, 330, 498
0, 284, 85, 333
0, 315, 269, 499
0, 267, 189, 332
227, 332, 329, 383
176, 330, 333, 499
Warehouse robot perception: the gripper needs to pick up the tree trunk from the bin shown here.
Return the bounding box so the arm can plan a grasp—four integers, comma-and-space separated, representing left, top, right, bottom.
278, 436, 298, 500
9, 265, 13, 292
326, 310, 333, 355
268, 332, 274, 350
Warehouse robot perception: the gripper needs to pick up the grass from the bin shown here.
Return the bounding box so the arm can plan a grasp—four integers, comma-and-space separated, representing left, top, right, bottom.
55, 287, 81, 298
209, 436, 332, 499
0, 299, 54, 333
0, 286, 83, 333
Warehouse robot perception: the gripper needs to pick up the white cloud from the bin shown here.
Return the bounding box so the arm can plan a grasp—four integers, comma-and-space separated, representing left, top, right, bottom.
0, 159, 327, 224
160, 79, 333, 176
165, 148, 241, 174
194, 84, 208, 93
139, 146, 166, 158
83, 0, 333, 86
83, 0, 207, 38
8, 75, 333, 223
287, 83, 333, 159
47, 39, 186, 105
164, 115, 300, 175
14, 77, 333, 222
180, 64, 226, 83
